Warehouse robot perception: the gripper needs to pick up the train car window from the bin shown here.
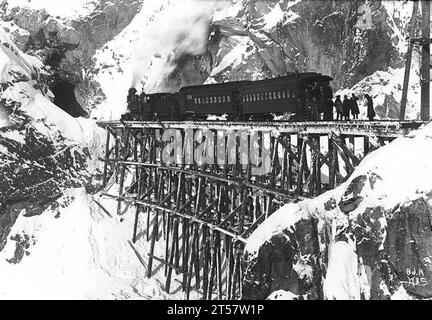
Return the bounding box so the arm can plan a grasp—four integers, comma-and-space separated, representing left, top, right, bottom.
282, 91, 286, 99
222, 96, 225, 103
292, 91, 296, 98
194, 98, 197, 104
227, 96, 231, 102
264, 92, 268, 100
187, 94, 193, 100
277, 91, 281, 99
254, 93, 257, 101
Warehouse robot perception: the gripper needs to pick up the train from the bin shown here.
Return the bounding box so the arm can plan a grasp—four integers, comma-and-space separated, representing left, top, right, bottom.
121, 72, 334, 122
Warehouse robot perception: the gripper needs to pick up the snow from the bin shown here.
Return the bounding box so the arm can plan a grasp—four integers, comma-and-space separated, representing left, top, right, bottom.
244, 202, 305, 255
6, 0, 98, 19
212, 0, 242, 22
0, 188, 184, 299
0, 130, 25, 144
323, 241, 360, 300
346, 121, 432, 210
267, 289, 302, 300
210, 36, 255, 77
382, 0, 414, 55
1, 81, 105, 164
261, 3, 285, 32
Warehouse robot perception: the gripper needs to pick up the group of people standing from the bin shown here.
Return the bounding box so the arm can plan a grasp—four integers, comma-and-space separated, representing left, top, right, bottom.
302, 82, 376, 121
333, 93, 375, 121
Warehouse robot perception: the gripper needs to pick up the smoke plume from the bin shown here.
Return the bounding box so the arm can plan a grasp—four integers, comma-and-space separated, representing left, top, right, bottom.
131, 0, 228, 93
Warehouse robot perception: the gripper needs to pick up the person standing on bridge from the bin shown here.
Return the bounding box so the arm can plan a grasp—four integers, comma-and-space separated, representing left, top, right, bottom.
342, 95, 350, 120
364, 94, 375, 121
334, 95, 343, 120
350, 93, 360, 120
323, 98, 334, 121
311, 96, 320, 120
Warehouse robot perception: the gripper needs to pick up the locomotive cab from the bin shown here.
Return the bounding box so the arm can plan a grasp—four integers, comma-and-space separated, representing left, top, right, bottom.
122, 88, 140, 120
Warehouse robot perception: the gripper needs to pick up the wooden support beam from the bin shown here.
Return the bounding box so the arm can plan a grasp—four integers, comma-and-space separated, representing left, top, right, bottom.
421, 0, 430, 121
116, 128, 130, 215
102, 194, 247, 242
218, 202, 244, 228
102, 130, 111, 187
277, 136, 300, 164
303, 136, 344, 181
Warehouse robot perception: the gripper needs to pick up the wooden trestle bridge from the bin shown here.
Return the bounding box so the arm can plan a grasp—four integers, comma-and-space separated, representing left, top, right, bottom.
97, 120, 425, 300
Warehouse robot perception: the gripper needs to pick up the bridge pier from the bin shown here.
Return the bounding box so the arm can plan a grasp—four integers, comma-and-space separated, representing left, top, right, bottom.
98, 120, 423, 299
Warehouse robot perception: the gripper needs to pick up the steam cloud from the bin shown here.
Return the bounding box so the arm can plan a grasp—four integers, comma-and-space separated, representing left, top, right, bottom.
131, 0, 228, 93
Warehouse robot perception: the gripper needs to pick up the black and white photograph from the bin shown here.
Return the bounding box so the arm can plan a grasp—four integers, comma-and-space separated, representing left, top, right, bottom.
0, 0, 431, 305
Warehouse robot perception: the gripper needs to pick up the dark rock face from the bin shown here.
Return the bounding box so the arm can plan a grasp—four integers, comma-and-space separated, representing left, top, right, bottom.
207, 0, 400, 89
243, 218, 321, 300
386, 198, 432, 298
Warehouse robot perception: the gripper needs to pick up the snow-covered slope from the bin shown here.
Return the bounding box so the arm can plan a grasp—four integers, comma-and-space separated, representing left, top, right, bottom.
0, 188, 187, 299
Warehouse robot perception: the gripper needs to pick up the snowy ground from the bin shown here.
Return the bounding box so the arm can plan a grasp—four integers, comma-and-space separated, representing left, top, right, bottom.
0, 187, 199, 299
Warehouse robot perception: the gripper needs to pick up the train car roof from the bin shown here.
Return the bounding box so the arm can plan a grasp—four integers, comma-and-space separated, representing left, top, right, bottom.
143, 92, 171, 96
179, 80, 252, 92
251, 72, 333, 84
179, 73, 332, 93
297, 74, 333, 84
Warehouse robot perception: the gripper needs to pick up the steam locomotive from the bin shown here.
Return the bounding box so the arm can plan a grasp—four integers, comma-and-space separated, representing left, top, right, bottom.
121, 72, 333, 122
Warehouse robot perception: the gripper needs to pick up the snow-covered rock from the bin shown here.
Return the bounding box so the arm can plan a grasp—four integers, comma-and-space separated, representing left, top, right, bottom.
244, 121, 432, 300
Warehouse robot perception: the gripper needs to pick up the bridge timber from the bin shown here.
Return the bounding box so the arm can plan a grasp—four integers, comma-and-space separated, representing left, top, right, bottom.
97, 120, 425, 300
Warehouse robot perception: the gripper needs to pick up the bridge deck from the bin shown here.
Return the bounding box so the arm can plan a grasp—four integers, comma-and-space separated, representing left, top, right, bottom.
97, 120, 426, 138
